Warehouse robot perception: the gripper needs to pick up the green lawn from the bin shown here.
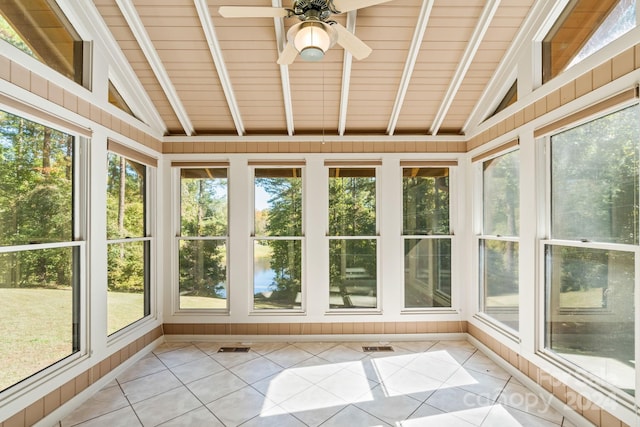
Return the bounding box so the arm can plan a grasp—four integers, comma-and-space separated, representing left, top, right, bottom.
0, 288, 149, 392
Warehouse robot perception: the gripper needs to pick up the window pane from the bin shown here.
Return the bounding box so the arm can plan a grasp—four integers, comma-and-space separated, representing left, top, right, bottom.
329, 168, 376, 236
404, 238, 451, 308
0, 111, 73, 246
253, 239, 301, 310
481, 240, 519, 331
107, 241, 148, 335
107, 154, 146, 239
329, 239, 377, 309
543, 0, 635, 82
179, 239, 227, 309
483, 151, 519, 236
255, 168, 302, 236
180, 169, 227, 237
402, 168, 449, 235
545, 245, 635, 396
551, 106, 640, 244
0, 246, 78, 392
108, 81, 135, 118
0, 0, 85, 85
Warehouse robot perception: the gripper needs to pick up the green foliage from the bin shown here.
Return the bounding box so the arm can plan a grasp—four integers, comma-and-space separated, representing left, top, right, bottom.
178, 174, 228, 299
329, 175, 376, 236
0, 112, 73, 288
403, 173, 449, 235
0, 15, 36, 58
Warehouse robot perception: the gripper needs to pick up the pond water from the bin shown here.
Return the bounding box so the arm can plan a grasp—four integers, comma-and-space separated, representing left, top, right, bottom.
254, 257, 275, 294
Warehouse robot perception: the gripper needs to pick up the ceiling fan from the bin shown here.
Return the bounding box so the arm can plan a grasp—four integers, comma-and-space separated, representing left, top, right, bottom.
218, 0, 392, 64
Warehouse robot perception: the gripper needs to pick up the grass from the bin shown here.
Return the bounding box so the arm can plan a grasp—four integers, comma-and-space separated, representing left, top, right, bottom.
0, 288, 152, 391
179, 295, 227, 309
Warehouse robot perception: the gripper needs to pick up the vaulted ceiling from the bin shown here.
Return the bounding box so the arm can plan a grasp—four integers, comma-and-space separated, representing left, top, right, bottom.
90, 0, 536, 139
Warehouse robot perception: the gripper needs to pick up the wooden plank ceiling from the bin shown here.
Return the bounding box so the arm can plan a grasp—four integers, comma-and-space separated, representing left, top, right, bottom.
91, 0, 535, 138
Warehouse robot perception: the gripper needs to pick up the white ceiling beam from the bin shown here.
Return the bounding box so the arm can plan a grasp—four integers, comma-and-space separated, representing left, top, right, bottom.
115, 0, 194, 136
338, 11, 357, 136
58, 0, 167, 135
429, 0, 501, 136
195, 0, 245, 136
273, 0, 295, 136
386, 0, 435, 136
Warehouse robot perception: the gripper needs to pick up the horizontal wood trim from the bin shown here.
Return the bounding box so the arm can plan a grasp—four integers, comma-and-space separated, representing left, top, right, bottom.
0, 93, 92, 137
471, 139, 519, 163
400, 160, 458, 167
324, 160, 382, 167
108, 139, 158, 167
171, 161, 230, 167
248, 160, 306, 166
534, 87, 638, 138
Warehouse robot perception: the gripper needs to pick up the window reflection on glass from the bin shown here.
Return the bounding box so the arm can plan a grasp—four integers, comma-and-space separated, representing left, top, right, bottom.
402, 168, 449, 235
483, 151, 519, 236
179, 239, 227, 309
481, 240, 519, 330
179, 168, 228, 310
543, 0, 636, 82
551, 106, 639, 245
329, 168, 376, 236
254, 239, 301, 310
254, 168, 302, 237
0, 0, 87, 85
329, 239, 377, 309
404, 238, 451, 308
545, 245, 635, 396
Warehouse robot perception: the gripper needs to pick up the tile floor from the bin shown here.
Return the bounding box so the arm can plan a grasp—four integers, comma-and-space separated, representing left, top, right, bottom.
59, 340, 580, 426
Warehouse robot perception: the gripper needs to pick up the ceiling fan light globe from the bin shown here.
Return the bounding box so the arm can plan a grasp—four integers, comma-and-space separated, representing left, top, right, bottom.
299, 46, 325, 61
293, 22, 331, 55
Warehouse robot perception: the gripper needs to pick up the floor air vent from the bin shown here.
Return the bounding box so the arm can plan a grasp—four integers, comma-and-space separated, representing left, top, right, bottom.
362, 346, 394, 352
217, 347, 250, 353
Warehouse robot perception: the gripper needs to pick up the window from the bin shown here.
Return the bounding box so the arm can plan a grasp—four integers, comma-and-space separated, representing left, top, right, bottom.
542, 0, 636, 83
328, 165, 378, 309
545, 105, 638, 397
109, 81, 136, 118
0, 110, 80, 392
178, 167, 228, 310
489, 81, 517, 119
0, 0, 89, 87
106, 151, 151, 335
479, 150, 520, 331
402, 166, 452, 308
253, 167, 303, 310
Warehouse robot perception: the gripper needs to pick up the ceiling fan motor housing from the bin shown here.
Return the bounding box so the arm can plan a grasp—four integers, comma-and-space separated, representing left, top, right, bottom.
293, 0, 336, 21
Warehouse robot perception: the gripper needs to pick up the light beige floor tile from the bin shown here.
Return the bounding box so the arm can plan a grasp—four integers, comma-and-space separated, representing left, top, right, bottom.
322, 404, 392, 427
393, 340, 438, 353
116, 353, 166, 384
380, 365, 443, 401
206, 385, 277, 426
252, 370, 314, 404
192, 341, 230, 355
157, 406, 224, 426
286, 356, 346, 384
404, 353, 462, 382
229, 356, 283, 384
153, 342, 192, 354
497, 379, 563, 424
426, 387, 495, 425
62, 386, 129, 426
155, 344, 208, 368
246, 342, 289, 355
445, 367, 511, 401
353, 384, 423, 425
278, 384, 347, 425
186, 369, 248, 404
72, 406, 141, 427
482, 404, 562, 427
241, 405, 307, 427
170, 355, 225, 384
291, 341, 338, 355
263, 345, 313, 368
132, 386, 201, 426
120, 369, 182, 404
402, 403, 477, 427
463, 352, 511, 380
317, 368, 377, 403
317, 344, 368, 363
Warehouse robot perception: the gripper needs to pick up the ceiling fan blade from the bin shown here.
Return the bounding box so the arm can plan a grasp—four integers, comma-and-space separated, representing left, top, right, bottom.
332, 0, 393, 13
333, 23, 372, 60
277, 42, 298, 65
218, 6, 288, 18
